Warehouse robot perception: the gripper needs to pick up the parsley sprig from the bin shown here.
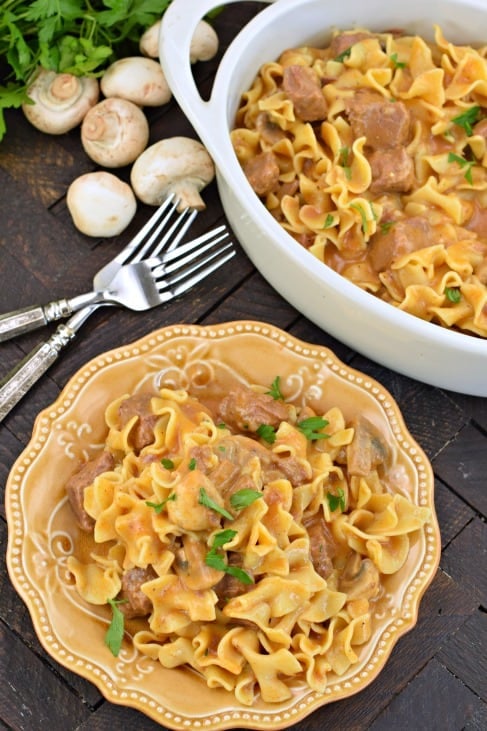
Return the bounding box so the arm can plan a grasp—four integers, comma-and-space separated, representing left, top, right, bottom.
205, 530, 253, 584
451, 105, 483, 136
146, 493, 176, 514
297, 416, 330, 441
448, 152, 475, 184
266, 376, 284, 401
105, 597, 128, 657
0, 1, 222, 141
326, 487, 346, 512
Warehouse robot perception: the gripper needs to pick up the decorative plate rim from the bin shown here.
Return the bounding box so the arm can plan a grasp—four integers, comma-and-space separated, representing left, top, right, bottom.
5, 320, 441, 730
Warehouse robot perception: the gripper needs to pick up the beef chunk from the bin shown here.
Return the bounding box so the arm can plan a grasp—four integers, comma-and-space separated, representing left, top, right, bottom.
65, 450, 114, 531
214, 552, 253, 605
473, 118, 487, 140
466, 200, 487, 237
329, 31, 375, 59
218, 385, 292, 433
368, 216, 433, 272
270, 455, 311, 486
119, 566, 157, 618
118, 393, 159, 451
282, 64, 328, 122
304, 513, 337, 579
243, 151, 280, 196
346, 89, 411, 149
369, 147, 415, 193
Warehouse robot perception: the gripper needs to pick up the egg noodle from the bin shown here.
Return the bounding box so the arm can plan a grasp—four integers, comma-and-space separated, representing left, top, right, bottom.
67, 385, 430, 704
231, 26, 487, 337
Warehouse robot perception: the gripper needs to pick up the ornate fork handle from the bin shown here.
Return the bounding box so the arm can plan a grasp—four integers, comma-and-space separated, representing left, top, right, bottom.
0, 294, 99, 343
0, 306, 97, 422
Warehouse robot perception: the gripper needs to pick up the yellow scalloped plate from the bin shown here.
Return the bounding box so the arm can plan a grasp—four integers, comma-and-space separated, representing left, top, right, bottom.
5, 321, 440, 730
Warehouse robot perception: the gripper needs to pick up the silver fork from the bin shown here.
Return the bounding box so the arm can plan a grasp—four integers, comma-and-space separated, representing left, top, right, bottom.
0, 230, 235, 422
0, 194, 198, 342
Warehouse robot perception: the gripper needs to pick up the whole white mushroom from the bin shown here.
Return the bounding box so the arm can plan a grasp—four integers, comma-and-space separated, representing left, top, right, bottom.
100, 57, 171, 107
140, 18, 219, 63
130, 137, 215, 211
81, 98, 149, 167
67, 172, 137, 237
22, 69, 99, 135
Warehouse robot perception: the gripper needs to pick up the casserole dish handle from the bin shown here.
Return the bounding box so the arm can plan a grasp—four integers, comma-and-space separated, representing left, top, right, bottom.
159, 0, 274, 171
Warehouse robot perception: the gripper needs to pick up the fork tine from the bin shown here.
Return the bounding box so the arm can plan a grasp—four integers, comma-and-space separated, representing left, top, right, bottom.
130, 199, 198, 263
167, 247, 236, 298
160, 225, 228, 264
155, 230, 230, 276
156, 242, 235, 293
112, 194, 178, 266
144, 205, 198, 260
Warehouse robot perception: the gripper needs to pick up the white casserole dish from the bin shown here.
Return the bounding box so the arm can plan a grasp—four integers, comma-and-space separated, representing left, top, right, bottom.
159, 0, 487, 396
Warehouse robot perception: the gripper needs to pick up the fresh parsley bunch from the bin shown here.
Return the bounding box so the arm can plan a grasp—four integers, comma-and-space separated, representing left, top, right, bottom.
0, 0, 173, 141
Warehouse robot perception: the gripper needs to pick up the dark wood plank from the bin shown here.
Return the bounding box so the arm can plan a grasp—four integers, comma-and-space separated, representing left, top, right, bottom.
433, 423, 487, 515
368, 658, 487, 731
0, 623, 92, 731
441, 518, 487, 605
437, 610, 487, 701
434, 479, 476, 550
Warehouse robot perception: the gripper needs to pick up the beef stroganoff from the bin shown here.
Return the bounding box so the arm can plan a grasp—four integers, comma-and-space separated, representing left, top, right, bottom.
66, 383, 430, 704
231, 27, 487, 337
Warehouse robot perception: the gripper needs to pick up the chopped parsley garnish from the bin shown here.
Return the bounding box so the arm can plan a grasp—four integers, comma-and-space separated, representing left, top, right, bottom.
230, 488, 263, 510
350, 202, 377, 233
145, 493, 176, 514
334, 47, 352, 62
161, 458, 175, 470
323, 213, 335, 229
188, 457, 197, 470
256, 424, 277, 444
198, 487, 234, 520
339, 146, 352, 180
205, 530, 253, 584
380, 221, 395, 235
266, 375, 284, 400
447, 152, 474, 184
105, 598, 128, 657
326, 487, 346, 512
445, 286, 462, 303
297, 416, 330, 441
451, 105, 482, 136
212, 529, 238, 547
390, 53, 406, 69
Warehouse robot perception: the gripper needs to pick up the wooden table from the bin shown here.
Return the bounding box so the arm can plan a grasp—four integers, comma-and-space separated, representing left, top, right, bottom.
1, 4, 486, 730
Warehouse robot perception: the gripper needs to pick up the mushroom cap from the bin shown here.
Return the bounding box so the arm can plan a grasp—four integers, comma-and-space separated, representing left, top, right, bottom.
140, 19, 218, 63
100, 57, 171, 107
130, 137, 215, 210
189, 19, 219, 63
81, 97, 149, 167
67, 172, 137, 237
22, 69, 99, 134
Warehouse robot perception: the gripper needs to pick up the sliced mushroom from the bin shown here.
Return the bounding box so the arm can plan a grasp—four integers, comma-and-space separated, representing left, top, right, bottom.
22, 68, 99, 135
338, 552, 380, 601
81, 97, 149, 167
130, 137, 215, 210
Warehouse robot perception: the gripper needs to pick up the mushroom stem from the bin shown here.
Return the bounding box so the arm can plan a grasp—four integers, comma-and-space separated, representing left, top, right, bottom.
130, 137, 215, 211
22, 68, 99, 134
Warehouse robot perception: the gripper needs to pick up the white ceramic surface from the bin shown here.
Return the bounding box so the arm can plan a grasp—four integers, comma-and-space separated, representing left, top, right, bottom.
159, 0, 487, 397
